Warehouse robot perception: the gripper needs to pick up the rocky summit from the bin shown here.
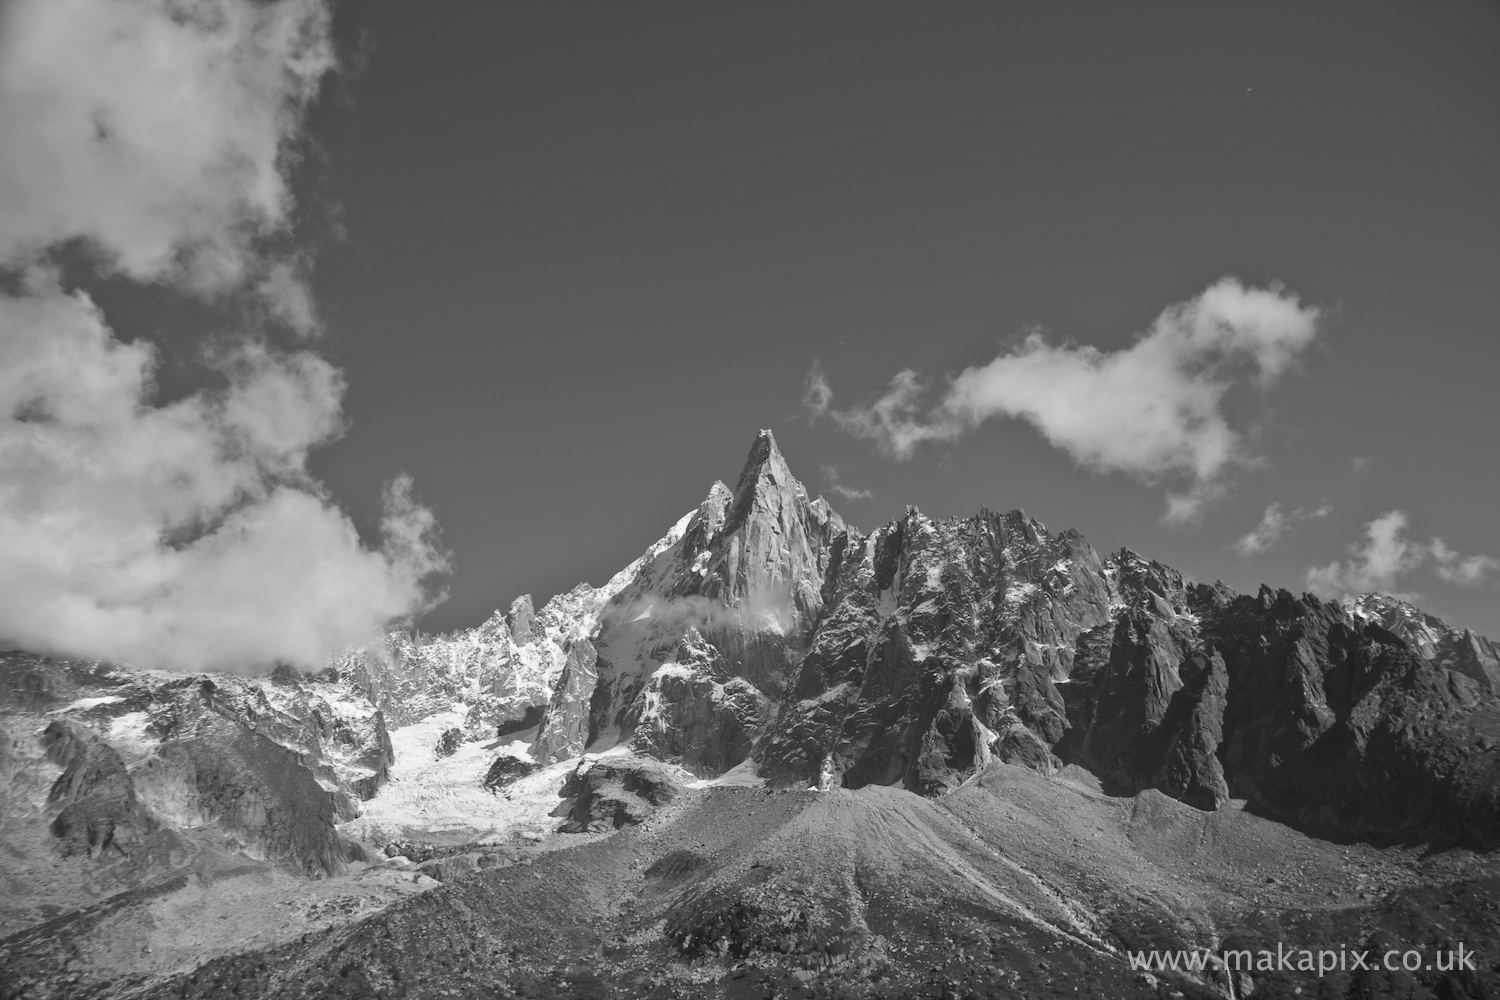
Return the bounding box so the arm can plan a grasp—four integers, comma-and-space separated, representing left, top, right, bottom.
2, 431, 1497, 999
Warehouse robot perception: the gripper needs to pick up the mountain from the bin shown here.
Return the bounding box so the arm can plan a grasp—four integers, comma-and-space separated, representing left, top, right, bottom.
2, 430, 1497, 999
528, 431, 1500, 848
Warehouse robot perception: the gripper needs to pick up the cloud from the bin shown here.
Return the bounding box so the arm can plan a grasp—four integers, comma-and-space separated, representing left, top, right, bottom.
256, 256, 322, 334
612, 592, 795, 638
0, 0, 333, 314
1233, 500, 1331, 557
821, 464, 873, 503
808, 278, 1321, 523
1430, 539, 1500, 588
0, 0, 451, 673
829, 484, 875, 503
1304, 512, 1425, 600
803, 362, 833, 417
1304, 510, 1498, 601
1351, 456, 1373, 474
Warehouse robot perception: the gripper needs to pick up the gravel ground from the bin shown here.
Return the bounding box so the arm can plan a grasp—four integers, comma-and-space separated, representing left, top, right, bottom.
13, 758, 1485, 1000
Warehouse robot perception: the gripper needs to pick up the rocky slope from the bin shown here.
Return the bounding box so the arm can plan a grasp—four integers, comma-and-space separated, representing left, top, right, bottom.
98, 765, 1500, 1000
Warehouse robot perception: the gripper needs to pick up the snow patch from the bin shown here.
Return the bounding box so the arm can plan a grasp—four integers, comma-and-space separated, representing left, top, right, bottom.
798, 682, 850, 709
59, 695, 125, 712
1005, 581, 1038, 604
107, 711, 158, 767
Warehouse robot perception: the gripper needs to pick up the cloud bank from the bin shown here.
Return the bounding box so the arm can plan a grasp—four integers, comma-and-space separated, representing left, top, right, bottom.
0, 0, 449, 673
807, 278, 1321, 522
1304, 511, 1498, 601
1233, 500, 1331, 557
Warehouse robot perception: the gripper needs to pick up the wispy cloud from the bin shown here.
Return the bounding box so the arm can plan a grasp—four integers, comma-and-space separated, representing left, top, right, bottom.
804, 363, 834, 417
1351, 456, 1373, 474
0, 0, 450, 673
806, 278, 1321, 524
1430, 539, 1500, 588
820, 464, 873, 503
1304, 510, 1498, 601
1233, 500, 1331, 557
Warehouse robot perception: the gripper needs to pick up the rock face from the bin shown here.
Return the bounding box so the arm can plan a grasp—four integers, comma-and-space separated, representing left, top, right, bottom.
531, 637, 598, 764
1352, 592, 1500, 694
41, 720, 157, 859
760, 505, 1121, 796
622, 631, 771, 777
1056, 559, 1233, 810
153, 712, 361, 876
1201, 586, 1500, 844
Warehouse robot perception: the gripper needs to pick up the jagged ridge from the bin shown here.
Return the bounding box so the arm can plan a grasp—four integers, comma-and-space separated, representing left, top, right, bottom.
532, 430, 1500, 848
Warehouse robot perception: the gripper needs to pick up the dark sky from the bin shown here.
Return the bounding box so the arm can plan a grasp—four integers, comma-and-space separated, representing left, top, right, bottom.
303, 1, 1500, 637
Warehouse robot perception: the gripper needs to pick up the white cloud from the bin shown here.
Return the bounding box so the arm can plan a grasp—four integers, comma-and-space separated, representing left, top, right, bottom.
803, 362, 833, 417
830, 484, 875, 502
1430, 539, 1500, 588
820, 464, 873, 503
1305, 512, 1424, 599
808, 278, 1320, 523
0, 0, 333, 312
256, 257, 322, 334
1233, 500, 1331, 557
1234, 502, 1289, 557
0, 0, 451, 673
1305, 511, 1497, 601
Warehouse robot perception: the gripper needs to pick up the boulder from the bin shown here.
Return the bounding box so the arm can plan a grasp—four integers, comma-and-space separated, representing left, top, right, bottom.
416, 853, 478, 882
434, 727, 463, 758
482, 754, 536, 791
559, 755, 682, 833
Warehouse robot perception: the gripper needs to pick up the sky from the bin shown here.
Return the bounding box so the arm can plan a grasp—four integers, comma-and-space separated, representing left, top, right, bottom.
1, 0, 1497, 671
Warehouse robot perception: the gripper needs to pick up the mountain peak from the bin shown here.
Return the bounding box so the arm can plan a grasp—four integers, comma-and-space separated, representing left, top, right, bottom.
725, 429, 802, 531
737, 429, 789, 481
661, 430, 849, 628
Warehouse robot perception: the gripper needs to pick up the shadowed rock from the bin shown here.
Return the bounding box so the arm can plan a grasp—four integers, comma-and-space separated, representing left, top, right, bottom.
42, 720, 155, 858
559, 755, 682, 833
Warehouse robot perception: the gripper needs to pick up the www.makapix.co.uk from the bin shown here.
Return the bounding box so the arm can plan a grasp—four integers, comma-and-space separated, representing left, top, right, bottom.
1128, 942, 1476, 976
